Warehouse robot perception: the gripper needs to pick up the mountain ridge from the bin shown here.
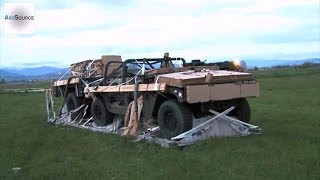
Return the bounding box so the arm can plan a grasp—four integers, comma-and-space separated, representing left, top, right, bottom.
1, 58, 319, 81
3, 66, 68, 76
0, 66, 68, 81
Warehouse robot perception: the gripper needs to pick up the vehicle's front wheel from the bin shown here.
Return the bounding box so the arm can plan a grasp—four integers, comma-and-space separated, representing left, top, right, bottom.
158, 100, 193, 139
91, 97, 114, 126
233, 99, 251, 123
66, 92, 82, 120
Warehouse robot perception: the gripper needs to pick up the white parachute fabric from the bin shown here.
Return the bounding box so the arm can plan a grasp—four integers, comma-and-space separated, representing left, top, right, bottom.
46, 91, 262, 148
136, 115, 261, 147
174, 116, 254, 146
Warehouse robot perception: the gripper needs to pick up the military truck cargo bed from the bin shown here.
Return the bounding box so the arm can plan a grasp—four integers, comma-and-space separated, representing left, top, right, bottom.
53, 70, 254, 88
156, 70, 254, 88
52, 69, 258, 104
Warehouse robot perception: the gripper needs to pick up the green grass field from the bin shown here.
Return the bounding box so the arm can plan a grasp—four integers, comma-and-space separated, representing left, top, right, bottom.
0, 82, 51, 90
0, 67, 319, 179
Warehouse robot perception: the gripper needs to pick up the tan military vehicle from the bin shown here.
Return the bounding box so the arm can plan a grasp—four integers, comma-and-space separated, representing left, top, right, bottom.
52, 53, 259, 139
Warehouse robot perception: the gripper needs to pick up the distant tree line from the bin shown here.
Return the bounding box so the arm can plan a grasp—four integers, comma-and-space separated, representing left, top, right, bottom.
0, 78, 5, 84
251, 62, 320, 71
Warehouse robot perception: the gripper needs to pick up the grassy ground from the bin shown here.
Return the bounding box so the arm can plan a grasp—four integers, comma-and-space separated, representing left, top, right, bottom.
0, 67, 319, 179
0, 82, 50, 90
0, 82, 50, 94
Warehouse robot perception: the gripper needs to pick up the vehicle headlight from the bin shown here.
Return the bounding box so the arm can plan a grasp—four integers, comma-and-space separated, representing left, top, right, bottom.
232, 59, 240, 67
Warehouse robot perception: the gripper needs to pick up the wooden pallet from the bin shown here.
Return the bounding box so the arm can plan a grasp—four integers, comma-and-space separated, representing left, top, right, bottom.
157, 70, 254, 88
89, 83, 166, 93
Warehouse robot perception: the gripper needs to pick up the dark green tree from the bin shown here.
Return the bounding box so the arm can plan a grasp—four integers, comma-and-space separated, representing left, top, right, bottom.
0, 78, 5, 84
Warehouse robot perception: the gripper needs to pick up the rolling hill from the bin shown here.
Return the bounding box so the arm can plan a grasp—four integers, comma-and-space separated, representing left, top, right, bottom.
0, 67, 68, 81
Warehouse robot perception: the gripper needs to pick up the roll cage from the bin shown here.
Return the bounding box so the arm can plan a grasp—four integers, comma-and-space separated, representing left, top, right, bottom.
102, 57, 186, 86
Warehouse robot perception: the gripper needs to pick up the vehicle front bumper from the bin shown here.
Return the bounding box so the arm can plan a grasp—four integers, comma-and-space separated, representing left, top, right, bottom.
185, 82, 259, 103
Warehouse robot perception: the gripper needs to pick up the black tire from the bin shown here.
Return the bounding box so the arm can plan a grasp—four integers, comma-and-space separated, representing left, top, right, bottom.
91, 97, 114, 126
234, 99, 251, 123
158, 100, 193, 139
66, 93, 82, 120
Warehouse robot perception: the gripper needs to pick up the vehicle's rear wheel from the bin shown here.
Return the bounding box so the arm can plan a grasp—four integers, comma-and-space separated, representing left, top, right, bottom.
233, 99, 251, 123
91, 97, 114, 126
158, 100, 193, 139
66, 92, 82, 120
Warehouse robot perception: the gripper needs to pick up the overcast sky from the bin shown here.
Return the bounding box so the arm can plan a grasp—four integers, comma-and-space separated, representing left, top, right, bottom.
0, 0, 319, 68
